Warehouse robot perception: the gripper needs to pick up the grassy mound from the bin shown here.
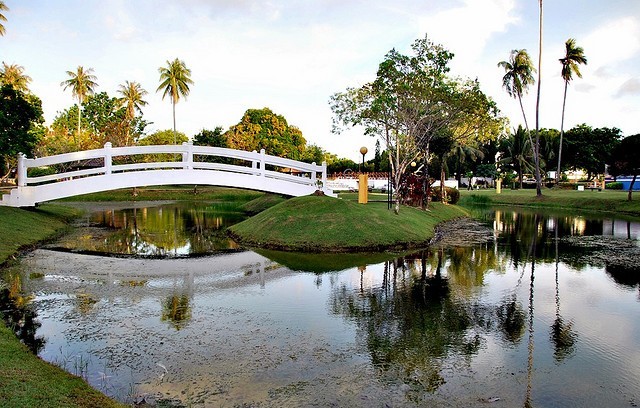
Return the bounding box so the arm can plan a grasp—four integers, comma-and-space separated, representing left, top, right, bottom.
228, 195, 468, 252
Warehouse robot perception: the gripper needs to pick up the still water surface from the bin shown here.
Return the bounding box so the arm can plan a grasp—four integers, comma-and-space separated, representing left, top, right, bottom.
3, 202, 640, 407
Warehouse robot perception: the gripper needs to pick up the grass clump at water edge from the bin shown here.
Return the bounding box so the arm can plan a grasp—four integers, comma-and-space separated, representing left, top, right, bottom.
0, 204, 126, 407
228, 195, 468, 252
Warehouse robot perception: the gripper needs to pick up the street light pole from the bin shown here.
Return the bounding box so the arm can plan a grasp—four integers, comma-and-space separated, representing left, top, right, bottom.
360, 146, 368, 173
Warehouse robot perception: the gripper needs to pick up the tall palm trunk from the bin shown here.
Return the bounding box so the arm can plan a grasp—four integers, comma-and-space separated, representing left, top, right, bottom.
172, 98, 177, 145
533, 0, 544, 197
556, 80, 569, 184
76, 98, 82, 144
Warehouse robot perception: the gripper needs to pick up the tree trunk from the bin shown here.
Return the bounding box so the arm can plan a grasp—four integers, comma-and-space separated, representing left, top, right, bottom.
172, 98, 177, 145
534, 0, 544, 197
628, 174, 637, 201
556, 80, 569, 184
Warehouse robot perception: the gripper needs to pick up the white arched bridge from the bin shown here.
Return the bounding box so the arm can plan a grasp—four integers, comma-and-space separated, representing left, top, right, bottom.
0, 142, 335, 207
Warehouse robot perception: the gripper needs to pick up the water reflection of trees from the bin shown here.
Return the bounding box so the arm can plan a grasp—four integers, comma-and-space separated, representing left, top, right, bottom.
161, 294, 192, 330
0, 272, 45, 354
90, 203, 243, 256
330, 248, 526, 400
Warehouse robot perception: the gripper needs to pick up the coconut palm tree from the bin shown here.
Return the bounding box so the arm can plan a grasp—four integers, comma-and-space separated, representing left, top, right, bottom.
498, 49, 536, 132
60, 66, 98, 139
0, 62, 31, 92
0, 1, 8, 36
117, 81, 148, 145
556, 38, 587, 184
499, 49, 541, 194
156, 58, 193, 145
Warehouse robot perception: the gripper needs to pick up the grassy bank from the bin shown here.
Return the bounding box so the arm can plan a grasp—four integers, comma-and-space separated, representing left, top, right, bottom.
0, 205, 81, 265
459, 188, 640, 217
229, 195, 468, 252
0, 205, 126, 408
56, 185, 265, 203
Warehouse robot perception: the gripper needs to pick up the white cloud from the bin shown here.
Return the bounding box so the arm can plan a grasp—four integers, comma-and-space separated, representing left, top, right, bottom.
615, 77, 640, 98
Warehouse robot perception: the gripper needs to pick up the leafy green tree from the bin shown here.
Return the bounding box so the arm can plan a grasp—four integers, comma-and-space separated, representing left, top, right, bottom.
300, 144, 326, 164
538, 128, 559, 179
60, 66, 98, 140
118, 81, 148, 146
556, 39, 587, 184
499, 126, 532, 189
0, 85, 44, 182
224, 108, 306, 160
0, 63, 32, 92
156, 58, 193, 144
609, 134, 640, 201
0, 1, 8, 36
193, 127, 226, 147
564, 124, 621, 180
333, 34, 499, 211
139, 129, 188, 146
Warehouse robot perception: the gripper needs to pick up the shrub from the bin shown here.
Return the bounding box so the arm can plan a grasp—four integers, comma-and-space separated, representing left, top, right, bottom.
430, 186, 460, 204
606, 182, 623, 190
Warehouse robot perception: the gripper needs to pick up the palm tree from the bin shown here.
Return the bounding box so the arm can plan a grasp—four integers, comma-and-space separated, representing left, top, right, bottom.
117, 81, 148, 145
499, 49, 542, 194
500, 126, 532, 189
60, 66, 98, 140
556, 38, 587, 184
0, 1, 8, 37
0, 62, 31, 92
498, 49, 536, 132
156, 58, 194, 144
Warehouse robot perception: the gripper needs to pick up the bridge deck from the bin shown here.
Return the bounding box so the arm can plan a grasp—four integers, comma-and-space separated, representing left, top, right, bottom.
1, 143, 334, 207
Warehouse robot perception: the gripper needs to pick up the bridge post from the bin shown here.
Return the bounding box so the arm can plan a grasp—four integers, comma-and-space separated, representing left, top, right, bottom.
182, 142, 193, 170
322, 161, 328, 189
104, 142, 112, 175
311, 162, 317, 184
260, 149, 266, 177
252, 150, 258, 173
17, 152, 26, 187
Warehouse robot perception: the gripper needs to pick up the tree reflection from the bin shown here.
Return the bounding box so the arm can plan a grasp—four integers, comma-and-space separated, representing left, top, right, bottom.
0, 272, 45, 354
89, 203, 243, 256
161, 294, 192, 330
330, 251, 480, 399
550, 225, 577, 363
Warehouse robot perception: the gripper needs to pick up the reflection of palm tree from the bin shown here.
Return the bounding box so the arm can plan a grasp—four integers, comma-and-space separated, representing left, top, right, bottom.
524, 213, 540, 408
330, 251, 479, 398
550, 219, 577, 362
161, 294, 192, 330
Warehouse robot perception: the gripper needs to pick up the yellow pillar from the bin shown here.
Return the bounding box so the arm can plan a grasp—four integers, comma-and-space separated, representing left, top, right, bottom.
358, 174, 368, 204
496, 178, 502, 194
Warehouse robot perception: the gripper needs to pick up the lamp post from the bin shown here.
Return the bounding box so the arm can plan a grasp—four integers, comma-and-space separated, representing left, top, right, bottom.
360, 146, 368, 173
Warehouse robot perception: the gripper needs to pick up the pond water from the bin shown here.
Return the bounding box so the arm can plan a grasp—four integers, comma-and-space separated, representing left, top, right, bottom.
2, 202, 640, 407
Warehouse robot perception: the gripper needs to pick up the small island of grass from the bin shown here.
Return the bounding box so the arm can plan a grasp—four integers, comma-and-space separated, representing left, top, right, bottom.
228, 195, 468, 252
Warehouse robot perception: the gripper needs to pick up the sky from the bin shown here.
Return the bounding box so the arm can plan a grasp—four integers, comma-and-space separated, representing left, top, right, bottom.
2, 0, 639, 161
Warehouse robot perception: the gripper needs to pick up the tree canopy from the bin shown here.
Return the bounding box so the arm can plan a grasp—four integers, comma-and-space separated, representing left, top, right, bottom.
331, 34, 501, 211
224, 107, 307, 160
609, 134, 640, 201
0, 85, 44, 180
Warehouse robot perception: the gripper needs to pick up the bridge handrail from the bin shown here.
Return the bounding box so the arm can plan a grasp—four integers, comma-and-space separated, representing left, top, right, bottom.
18, 142, 327, 189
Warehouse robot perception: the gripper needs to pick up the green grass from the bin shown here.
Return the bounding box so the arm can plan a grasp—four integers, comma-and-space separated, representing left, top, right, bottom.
56, 185, 265, 202
0, 325, 125, 408
0, 204, 82, 266
240, 194, 288, 214
459, 188, 640, 217
228, 195, 468, 252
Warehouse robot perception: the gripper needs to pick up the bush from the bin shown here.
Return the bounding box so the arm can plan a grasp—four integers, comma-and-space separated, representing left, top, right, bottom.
430, 186, 460, 204
606, 182, 623, 190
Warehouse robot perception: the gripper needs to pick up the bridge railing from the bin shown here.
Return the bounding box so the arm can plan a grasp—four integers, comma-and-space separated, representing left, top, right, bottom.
17, 142, 328, 190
